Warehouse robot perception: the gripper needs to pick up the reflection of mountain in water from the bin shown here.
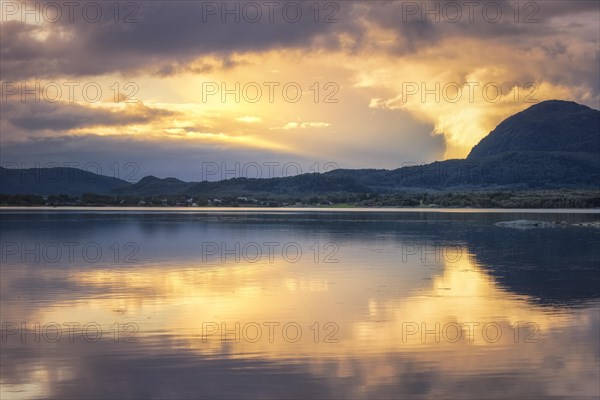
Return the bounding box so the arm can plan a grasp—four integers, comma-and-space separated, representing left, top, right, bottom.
1, 211, 599, 399
2, 211, 599, 307
464, 226, 600, 307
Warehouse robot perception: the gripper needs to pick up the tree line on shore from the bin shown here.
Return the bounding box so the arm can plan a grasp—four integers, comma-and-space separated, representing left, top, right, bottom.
2, 190, 599, 208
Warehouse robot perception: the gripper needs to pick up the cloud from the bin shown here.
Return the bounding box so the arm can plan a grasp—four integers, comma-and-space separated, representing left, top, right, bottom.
0, 98, 175, 133
0, 1, 598, 174
3, 1, 595, 81
0, 1, 349, 80
0, 103, 445, 180
272, 121, 331, 130
0, 134, 343, 181
236, 116, 262, 124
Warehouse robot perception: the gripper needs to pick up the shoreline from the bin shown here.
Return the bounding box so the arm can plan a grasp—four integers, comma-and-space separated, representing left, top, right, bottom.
1, 205, 600, 213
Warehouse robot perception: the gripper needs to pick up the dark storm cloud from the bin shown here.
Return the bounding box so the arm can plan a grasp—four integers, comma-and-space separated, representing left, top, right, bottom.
1, 100, 175, 131
0, 0, 353, 79
2, 1, 597, 80
362, 0, 599, 51
357, 1, 599, 99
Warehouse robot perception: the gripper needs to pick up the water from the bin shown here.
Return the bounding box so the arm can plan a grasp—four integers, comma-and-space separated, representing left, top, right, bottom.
1, 208, 599, 399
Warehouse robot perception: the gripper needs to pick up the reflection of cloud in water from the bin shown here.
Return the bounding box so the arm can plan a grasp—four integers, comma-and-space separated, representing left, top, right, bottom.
1, 212, 599, 399
2, 247, 598, 399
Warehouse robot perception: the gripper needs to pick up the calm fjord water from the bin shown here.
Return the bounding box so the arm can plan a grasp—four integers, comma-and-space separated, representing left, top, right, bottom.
1, 208, 599, 399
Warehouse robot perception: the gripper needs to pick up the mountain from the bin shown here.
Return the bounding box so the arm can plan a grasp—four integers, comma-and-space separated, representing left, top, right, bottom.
0, 167, 131, 195
326, 151, 600, 191
126, 176, 189, 196
115, 173, 370, 197
468, 100, 599, 158
93, 100, 600, 196
1, 100, 599, 197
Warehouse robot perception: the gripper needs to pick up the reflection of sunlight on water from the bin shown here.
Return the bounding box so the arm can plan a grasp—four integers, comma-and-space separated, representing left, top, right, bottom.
23, 247, 583, 348
0, 364, 62, 400
1, 244, 598, 399
366, 253, 578, 347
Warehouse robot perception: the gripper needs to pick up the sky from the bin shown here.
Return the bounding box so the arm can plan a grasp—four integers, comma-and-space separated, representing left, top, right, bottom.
1, 0, 599, 181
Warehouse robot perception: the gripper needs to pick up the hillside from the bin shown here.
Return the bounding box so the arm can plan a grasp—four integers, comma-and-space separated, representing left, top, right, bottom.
1, 100, 599, 198
0, 167, 131, 196
468, 100, 599, 158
